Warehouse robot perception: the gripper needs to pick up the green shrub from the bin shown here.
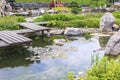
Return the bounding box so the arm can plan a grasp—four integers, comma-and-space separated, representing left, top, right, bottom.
113, 11, 120, 19
67, 56, 120, 80
34, 14, 53, 22
115, 19, 120, 25
34, 16, 43, 22
67, 72, 76, 80
15, 16, 26, 22
47, 20, 66, 28
68, 1, 81, 14
34, 13, 85, 22
71, 7, 81, 14
68, 1, 80, 8
84, 12, 104, 18
82, 56, 120, 80
66, 19, 99, 28
52, 7, 71, 13
47, 18, 99, 28
0, 16, 19, 30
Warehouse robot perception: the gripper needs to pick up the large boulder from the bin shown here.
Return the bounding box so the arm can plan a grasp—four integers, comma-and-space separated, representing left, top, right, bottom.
100, 12, 115, 32
105, 33, 120, 56
64, 27, 82, 36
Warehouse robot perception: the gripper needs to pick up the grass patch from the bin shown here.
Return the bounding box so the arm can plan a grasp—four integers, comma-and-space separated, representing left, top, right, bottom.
0, 16, 26, 30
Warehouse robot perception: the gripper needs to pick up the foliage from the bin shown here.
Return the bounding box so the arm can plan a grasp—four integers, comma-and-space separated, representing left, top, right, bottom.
0, 16, 19, 30
113, 11, 120, 19
81, 56, 120, 80
15, 16, 26, 22
115, 19, 120, 25
90, 0, 107, 8
16, 0, 91, 4
34, 14, 53, 21
67, 1, 81, 14
66, 19, 99, 28
47, 20, 65, 28
15, 0, 107, 5
67, 1, 80, 8
112, 11, 120, 25
71, 7, 81, 14
52, 7, 71, 13
84, 12, 104, 18
34, 13, 84, 22
47, 18, 99, 28
34, 12, 120, 28
67, 56, 120, 80
67, 72, 76, 80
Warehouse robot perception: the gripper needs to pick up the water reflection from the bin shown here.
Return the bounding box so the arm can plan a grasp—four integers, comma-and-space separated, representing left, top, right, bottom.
99, 36, 110, 47
0, 36, 107, 80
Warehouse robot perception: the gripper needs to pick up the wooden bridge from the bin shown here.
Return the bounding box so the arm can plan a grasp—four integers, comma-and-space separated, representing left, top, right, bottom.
0, 22, 50, 48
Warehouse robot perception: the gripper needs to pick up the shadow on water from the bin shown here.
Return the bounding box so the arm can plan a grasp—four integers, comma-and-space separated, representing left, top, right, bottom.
99, 36, 110, 47
0, 46, 34, 68
0, 34, 110, 80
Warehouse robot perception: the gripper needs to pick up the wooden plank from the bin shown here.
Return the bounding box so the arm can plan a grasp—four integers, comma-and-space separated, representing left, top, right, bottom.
2, 31, 24, 43
12, 29, 34, 34
0, 30, 32, 47
0, 31, 32, 45
19, 23, 41, 31
0, 31, 22, 43
35, 22, 48, 24
0, 33, 14, 44
19, 23, 50, 31
0, 40, 9, 47
6, 31, 32, 42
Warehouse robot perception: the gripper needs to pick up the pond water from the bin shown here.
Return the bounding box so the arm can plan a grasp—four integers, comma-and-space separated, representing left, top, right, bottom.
0, 35, 109, 80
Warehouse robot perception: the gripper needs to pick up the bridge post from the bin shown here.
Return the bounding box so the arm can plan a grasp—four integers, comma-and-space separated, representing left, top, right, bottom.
47, 29, 51, 42
41, 30, 44, 40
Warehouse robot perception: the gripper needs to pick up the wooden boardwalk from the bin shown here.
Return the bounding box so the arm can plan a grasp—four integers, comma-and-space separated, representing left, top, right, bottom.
19, 23, 50, 32
0, 22, 50, 48
12, 29, 34, 34
0, 31, 32, 47
35, 22, 49, 25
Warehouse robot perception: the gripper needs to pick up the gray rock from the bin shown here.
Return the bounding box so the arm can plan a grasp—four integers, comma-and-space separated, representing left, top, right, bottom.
30, 10, 41, 16
112, 24, 119, 31
50, 29, 64, 35
100, 12, 115, 32
64, 27, 82, 36
53, 39, 66, 46
105, 33, 120, 56
82, 7, 91, 12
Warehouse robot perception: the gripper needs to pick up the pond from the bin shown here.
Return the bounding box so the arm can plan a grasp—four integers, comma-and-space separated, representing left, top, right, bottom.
0, 35, 109, 80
